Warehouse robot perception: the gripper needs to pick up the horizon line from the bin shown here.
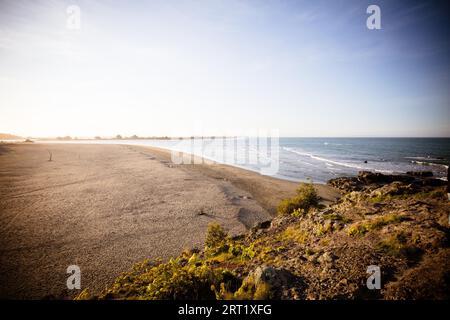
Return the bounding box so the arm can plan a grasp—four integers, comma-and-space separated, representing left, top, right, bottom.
2, 134, 450, 140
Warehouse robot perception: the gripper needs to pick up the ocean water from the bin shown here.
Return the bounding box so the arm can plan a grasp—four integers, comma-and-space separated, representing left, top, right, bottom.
278, 138, 450, 183
41, 137, 450, 183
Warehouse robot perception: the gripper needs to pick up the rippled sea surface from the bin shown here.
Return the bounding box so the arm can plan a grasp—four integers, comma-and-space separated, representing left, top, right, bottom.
278, 138, 449, 183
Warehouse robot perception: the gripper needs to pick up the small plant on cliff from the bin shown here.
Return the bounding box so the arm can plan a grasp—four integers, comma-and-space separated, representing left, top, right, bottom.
205, 223, 257, 262
376, 231, 423, 264
277, 183, 320, 215
347, 214, 406, 236
205, 223, 229, 255
280, 225, 309, 243
214, 272, 272, 300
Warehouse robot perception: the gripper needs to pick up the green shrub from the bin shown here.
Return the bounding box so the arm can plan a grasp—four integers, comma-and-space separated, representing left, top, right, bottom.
347, 214, 406, 236
280, 225, 309, 243
323, 213, 351, 223
427, 189, 446, 200
204, 223, 256, 262
205, 223, 228, 254
209, 242, 256, 263
229, 243, 256, 261
291, 208, 306, 217
315, 222, 333, 236
234, 279, 271, 300
94, 256, 240, 300
277, 183, 320, 215
216, 273, 272, 300
376, 232, 423, 264
347, 224, 369, 236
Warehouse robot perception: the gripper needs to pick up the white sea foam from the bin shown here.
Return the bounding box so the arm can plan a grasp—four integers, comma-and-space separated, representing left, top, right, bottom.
409, 160, 448, 170
283, 147, 394, 174
405, 156, 444, 161
283, 147, 365, 170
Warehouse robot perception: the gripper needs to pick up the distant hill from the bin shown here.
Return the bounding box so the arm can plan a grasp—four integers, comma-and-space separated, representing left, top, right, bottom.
0, 133, 23, 140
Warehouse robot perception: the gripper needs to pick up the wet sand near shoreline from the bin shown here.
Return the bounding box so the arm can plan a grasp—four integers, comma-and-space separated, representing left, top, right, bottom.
0, 143, 340, 299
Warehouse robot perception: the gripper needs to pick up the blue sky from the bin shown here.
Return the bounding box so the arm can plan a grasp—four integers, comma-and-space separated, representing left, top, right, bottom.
0, 0, 449, 137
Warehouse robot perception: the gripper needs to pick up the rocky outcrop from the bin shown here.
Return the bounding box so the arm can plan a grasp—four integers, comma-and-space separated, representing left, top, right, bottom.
406, 171, 433, 177
328, 171, 446, 193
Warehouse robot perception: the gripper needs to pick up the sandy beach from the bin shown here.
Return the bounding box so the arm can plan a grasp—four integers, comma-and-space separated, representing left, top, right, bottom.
0, 142, 340, 299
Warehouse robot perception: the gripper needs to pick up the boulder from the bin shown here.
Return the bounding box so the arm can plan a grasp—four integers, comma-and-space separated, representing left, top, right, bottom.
357, 171, 414, 185
420, 178, 447, 187
328, 177, 361, 192
250, 265, 295, 288
241, 265, 299, 299
406, 171, 433, 177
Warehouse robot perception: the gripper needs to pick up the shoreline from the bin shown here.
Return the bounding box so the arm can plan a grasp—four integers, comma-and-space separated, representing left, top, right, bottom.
0, 142, 339, 299
29, 139, 321, 184
5, 138, 449, 183
129, 143, 341, 212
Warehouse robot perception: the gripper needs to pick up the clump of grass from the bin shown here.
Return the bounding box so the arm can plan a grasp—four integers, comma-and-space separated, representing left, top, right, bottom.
323, 213, 351, 223
208, 243, 256, 264
204, 223, 256, 263
315, 222, 334, 236
235, 279, 271, 300
347, 224, 369, 236
291, 208, 306, 217
277, 183, 320, 215
376, 232, 423, 264
415, 188, 447, 200
253, 244, 276, 263
368, 194, 391, 203
347, 214, 406, 236
280, 225, 309, 244
368, 187, 447, 203
216, 273, 272, 300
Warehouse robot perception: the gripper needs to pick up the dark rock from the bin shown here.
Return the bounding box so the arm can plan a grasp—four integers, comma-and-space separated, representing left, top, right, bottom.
250, 220, 272, 236
328, 171, 437, 193
420, 178, 447, 187
406, 171, 433, 177
254, 220, 271, 230
327, 177, 361, 192
231, 234, 245, 241
269, 215, 297, 230
357, 171, 414, 184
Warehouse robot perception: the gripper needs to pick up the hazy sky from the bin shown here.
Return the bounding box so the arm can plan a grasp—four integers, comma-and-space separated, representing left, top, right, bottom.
0, 0, 449, 137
